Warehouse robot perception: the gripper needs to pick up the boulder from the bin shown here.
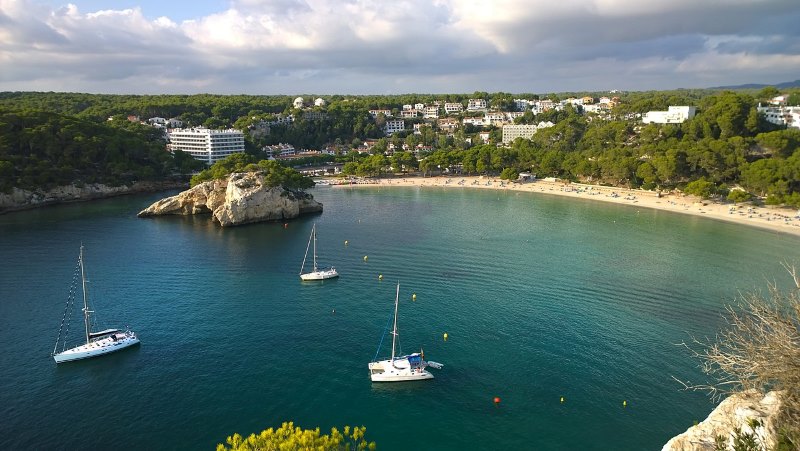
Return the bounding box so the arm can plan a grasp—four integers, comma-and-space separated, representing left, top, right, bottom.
138, 172, 322, 226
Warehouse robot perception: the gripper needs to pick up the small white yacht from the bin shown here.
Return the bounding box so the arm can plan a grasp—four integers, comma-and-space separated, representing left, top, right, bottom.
299, 224, 339, 281
52, 245, 140, 363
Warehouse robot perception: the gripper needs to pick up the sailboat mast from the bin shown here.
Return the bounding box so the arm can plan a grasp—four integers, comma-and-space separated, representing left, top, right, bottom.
79, 244, 91, 345
391, 283, 399, 361
300, 225, 313, 275
312, 224, 318, 271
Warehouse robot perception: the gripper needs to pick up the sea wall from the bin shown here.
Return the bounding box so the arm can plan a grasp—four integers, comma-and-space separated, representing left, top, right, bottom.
137, 172, 322, 226
0, 180, 187, 214
662, 391, 782, 451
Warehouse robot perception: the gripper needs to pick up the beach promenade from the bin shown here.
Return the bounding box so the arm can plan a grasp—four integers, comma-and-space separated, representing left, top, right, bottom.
327, 175, 800, 237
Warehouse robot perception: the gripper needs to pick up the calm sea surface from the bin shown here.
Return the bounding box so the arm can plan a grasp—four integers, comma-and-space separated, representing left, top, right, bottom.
1, 186, 799, 450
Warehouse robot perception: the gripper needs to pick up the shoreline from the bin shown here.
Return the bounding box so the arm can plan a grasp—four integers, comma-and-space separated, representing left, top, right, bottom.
0, 180, 188, 215
323, 175, 800, 238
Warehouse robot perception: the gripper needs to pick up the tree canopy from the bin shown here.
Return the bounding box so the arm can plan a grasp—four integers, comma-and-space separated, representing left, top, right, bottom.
216, 422, 376, 451
189, 153, 314, 190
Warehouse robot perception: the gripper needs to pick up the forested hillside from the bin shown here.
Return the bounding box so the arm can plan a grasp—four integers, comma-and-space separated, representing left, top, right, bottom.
1, 89, 799, 205
0, 109, 203, 192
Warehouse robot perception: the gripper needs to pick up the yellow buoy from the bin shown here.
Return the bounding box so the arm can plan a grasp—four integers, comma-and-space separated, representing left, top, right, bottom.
363, 255, 368, 262
378, 274, 383, 280
443, 332, 448, 341
344, 240, 349, 246
412, 293, 417, 301
623, 400, 627, 407
560, 397, 565, 404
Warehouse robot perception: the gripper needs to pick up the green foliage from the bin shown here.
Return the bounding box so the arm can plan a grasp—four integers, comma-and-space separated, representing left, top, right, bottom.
727, 189, 753, 203
0, 109, 190, 190
500, 167, 519, 180
216, 422, 376, 451
189, 154, 313, 190
684, 178, 718, 199
713, 426, 764, 451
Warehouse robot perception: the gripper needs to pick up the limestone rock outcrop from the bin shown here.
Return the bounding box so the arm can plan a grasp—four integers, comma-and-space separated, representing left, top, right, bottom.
0, 181, 185, 214
137, 172, 322, 226
662, 390, 782, 451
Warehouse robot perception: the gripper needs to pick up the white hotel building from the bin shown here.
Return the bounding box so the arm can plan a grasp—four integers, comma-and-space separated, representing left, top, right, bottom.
167, 128, 246, 165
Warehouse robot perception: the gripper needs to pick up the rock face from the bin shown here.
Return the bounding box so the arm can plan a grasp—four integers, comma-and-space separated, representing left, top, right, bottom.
662, 391, 782, 451
0, 181, 185, 214
137, 172, 322, 226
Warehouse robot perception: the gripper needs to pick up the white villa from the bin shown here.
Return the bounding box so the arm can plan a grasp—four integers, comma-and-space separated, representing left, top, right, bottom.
167, 128, 245, 165
642, 106, 697, 124
444, 102, 464, 114
757, 104, 800, 129
467, 99, 488, 111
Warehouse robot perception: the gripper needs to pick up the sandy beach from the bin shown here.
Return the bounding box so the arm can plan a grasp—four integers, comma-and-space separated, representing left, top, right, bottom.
325, 175, 800, 237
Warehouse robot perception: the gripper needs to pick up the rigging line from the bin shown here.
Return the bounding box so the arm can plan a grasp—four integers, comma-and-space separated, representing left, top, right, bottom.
55, 259, 81, 354
372, 310, 395, 362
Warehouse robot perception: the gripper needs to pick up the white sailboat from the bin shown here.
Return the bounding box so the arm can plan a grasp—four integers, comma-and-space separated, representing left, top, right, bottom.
368, 283, 443, 382
52, 245, 140, 363
299, 224, 338, 281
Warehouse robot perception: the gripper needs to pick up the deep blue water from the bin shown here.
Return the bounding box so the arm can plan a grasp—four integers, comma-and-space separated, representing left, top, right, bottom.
1, 185, 799, 450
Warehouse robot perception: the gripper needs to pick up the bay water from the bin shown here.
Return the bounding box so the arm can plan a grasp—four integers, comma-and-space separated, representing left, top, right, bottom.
1, 185, 799, 450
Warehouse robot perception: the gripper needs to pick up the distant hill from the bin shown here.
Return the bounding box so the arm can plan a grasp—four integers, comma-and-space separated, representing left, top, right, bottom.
710, 80, 800, 90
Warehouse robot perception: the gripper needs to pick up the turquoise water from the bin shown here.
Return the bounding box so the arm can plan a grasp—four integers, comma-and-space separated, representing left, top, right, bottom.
1, 186, 799, 450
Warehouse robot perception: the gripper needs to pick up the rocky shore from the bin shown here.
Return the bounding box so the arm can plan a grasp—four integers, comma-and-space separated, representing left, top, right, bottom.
138, 171, 322, 226
662, 391, 782, 450
0, 180, 187, 214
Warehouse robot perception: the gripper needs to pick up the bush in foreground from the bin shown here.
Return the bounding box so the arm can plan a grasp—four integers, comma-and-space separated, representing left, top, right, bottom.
216, 421, 376, 451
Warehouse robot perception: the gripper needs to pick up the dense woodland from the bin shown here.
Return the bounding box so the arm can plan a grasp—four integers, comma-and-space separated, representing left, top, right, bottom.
1, 88, 799, 206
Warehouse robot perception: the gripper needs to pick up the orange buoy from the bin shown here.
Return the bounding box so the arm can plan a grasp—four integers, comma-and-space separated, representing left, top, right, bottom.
493, 397, 501, 404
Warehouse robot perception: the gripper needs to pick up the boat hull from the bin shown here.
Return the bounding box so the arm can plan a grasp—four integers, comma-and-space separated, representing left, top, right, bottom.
300, 269, 339, 281
53, 332, 140, 363
368, 358, 434, 382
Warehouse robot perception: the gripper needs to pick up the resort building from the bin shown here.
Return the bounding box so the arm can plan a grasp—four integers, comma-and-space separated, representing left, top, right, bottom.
642, 106, 697, 124
369, 109, 392, 118
384, 120, 405, 135
757, 105, 800, 129
167, 128, 245, 165
467, 99, 488, 111
423, 106, 439, 119
444, 102, 464, 114
502, 124, 539, 143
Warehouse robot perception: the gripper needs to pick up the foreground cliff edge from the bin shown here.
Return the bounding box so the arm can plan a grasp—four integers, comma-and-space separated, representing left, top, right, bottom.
138, 172, 322, 227
662, 391, 782, 450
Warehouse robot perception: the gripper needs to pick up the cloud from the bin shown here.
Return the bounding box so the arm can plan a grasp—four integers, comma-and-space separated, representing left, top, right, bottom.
0, 0, 799, 94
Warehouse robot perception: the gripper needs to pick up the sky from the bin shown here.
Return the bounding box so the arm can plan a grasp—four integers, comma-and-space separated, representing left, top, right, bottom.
1, 0, 799, 95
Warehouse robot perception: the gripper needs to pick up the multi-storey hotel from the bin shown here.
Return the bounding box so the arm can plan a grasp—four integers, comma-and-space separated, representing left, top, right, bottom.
167, 128, 245, 165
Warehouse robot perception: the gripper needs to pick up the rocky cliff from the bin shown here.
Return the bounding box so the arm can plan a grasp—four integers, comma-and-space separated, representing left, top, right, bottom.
662, 391, 782, 451
137, 172, 322, 226
0, 180, 186, 214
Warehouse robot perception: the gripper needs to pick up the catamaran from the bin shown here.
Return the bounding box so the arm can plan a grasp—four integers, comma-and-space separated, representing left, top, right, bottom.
52, 245, 140, 363
368, 282, 443, 382
299, 224, 338, 281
